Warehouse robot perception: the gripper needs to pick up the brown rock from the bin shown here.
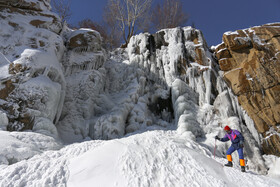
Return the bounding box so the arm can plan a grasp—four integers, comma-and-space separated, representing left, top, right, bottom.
195, 47, 206, 65
30, 19, 46, 27
215, 48, 232, 59
223, 31, 252, 51
67, 29, 102, 52
215, 42, 226, 53
262, 135, 280, 156
0, 0, 51, 12
9, 63, 27, 74
0, 79, 15, 100
219, 58, 236, 71
215, 24, 280, 156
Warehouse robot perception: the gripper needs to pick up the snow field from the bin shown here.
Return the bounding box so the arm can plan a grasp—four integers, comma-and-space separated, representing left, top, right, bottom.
68, 130, 280, 187
0, 139, 104, 187
2, 130, 280, 187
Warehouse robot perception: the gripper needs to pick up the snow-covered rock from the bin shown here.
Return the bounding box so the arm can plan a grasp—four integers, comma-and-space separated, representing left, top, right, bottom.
56, 27, 107, 143
0, 0, 65, 137
0, 0, 52, 12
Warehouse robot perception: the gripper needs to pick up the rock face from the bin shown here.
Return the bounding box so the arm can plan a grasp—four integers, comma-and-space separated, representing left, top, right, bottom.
56, 28, 106, 142
0, 0, 51, 11
0, 0, 108, 141
118, 27, 268, 173
0, 0, 65, 136
214, 23, 280, 156
127, 27, 219, 135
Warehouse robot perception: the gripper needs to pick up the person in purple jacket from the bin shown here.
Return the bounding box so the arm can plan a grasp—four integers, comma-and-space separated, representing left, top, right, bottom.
215, 125, 245, 172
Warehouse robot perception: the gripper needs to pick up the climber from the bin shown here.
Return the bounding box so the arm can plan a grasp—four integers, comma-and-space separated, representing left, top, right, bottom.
215, 125, 246, 172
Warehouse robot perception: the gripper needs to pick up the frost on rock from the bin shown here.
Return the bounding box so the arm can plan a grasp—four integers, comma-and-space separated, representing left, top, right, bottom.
56, 28, 109, 143
0, 4, 67, 168
0, 0, 52, 12
2, 49, 66, 137
0, 0, 66, 139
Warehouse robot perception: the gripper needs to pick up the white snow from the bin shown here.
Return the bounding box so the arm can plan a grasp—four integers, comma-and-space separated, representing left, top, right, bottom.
0, 110, 9, 130
0, 130, 62, 165
68, 140, 127, 187
224, 31, 239, 36
263, 154, 280, 178
0, 52, 11, 82
1, 130, 280, 187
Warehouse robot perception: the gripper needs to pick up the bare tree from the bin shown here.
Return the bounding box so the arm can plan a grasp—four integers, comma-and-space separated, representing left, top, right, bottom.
151, 0, 188, 30
102, 13, 122, 49
105, 0, 152, 47
51, 0, 72, 22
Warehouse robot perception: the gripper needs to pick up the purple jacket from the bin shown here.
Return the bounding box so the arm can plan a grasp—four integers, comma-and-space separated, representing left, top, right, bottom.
221, 129, 244, 149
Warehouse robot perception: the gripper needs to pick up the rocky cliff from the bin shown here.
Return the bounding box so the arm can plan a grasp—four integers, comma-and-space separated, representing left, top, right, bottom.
0, 0, 65, 136
0, 0, 278, 173
214, 23, 280, 156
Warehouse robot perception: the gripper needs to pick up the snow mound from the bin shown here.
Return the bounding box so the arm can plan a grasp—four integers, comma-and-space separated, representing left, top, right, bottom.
0, 131, 62, 165
1, 130, 279, 187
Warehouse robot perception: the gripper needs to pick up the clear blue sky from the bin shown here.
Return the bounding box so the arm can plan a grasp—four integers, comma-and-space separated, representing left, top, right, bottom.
67, 0, 280, 46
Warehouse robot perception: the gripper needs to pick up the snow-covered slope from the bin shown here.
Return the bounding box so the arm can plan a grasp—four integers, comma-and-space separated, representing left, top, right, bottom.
1, 130, 280, 187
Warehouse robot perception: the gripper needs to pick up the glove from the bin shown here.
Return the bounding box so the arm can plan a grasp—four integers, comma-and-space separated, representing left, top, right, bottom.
215, 135, 220, 140
239, 141, 244, 148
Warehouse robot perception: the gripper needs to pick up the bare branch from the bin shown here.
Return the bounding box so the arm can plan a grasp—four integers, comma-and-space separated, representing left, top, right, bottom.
151, 0, 189, 30
104, 0, 152, 47
51, 0, 72, 22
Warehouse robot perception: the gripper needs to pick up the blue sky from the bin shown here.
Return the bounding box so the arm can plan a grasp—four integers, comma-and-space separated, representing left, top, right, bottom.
67, 0, 280, 46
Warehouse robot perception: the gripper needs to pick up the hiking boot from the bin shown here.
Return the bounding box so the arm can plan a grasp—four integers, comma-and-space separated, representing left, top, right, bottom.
224, 161, 233, 167
241, 166, 245, 172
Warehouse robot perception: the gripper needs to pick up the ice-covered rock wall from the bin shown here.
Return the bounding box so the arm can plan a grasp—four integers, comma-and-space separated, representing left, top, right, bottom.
56, 28, 107, 142
125, 27, 267, 173
0, 0, 65, 138
0, 0, 66, 164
